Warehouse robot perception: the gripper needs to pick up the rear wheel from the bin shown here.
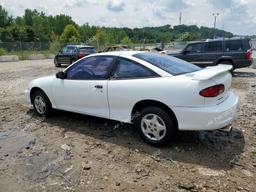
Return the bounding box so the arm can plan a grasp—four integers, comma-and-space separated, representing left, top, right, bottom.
135, 107, 176, 146
32, 90, 52, 117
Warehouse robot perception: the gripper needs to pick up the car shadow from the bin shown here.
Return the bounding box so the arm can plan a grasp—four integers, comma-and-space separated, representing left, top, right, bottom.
56, 65, 69, 69
233, 71, 256, 78
26, 109, 245, 171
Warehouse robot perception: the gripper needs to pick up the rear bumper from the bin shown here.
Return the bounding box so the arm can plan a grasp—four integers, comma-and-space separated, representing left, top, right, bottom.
172, 91, 239, 131
233, 59, 253, 69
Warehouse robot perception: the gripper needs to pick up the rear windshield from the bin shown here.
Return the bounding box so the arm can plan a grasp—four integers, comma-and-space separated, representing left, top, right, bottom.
134, 52, 201, 75
79, 47, 96, 54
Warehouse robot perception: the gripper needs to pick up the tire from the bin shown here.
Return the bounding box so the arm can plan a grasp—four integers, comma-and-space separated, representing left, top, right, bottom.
218, 61, 234, 73
54, 58, 60, 67
70, 58, 75, 65
32, 90, 52, 117
135, 107, 176, 146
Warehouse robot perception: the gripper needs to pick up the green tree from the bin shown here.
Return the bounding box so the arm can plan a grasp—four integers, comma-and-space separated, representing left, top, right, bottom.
32, 15, 49, 41
60, 24, 80, 43
177, 32, 198, 42
54, 14, 76, 35
0, 6, 235, 43
24, 9, 34, 26
0, 5, 12, 27
121, 36, 133, 47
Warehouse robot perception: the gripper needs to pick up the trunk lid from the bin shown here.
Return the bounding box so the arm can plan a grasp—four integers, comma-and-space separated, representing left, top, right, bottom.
187, 65, 232, 105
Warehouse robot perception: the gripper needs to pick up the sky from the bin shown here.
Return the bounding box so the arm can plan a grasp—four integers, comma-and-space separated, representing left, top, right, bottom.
1, 0, 256, 35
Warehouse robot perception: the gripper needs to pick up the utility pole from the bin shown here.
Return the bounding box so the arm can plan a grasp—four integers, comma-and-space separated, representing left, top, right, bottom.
212, 13, 220, 39
179, 12, 182, 25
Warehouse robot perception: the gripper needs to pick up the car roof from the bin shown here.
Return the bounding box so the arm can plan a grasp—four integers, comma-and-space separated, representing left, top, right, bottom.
94, 51, 144, 57
67, 45, 95, 48
187, 37, 250, 45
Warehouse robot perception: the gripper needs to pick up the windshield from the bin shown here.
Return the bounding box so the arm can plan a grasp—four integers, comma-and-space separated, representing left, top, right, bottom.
134, 52, 201, 75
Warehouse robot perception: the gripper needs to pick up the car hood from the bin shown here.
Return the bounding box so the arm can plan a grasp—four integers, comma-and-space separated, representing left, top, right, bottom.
167, 51, 182, 57
28, 75, 55, 89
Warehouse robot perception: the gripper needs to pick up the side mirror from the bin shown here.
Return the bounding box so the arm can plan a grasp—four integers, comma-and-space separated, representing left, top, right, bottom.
59, 49, 63, 53
56, 71, 66, 79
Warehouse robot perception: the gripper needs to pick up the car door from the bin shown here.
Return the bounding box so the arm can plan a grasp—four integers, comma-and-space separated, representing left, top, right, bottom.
179, 43, 204, 65
107, 57, 160, 122
223, 40, 244, 65
52, 55, 115, 118
202, 41, 224, 67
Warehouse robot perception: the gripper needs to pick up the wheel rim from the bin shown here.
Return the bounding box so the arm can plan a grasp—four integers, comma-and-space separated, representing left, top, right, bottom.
140, 113, 167, 141
34, 95, 46, 115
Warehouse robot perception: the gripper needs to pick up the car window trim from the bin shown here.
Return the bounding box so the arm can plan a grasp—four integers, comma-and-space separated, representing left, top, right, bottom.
110, 56, 160, 80
65, 55, 118, 81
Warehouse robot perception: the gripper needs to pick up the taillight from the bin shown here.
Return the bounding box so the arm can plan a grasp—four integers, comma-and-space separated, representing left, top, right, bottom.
245, 50, 251, 60
78, 53, 85, 59
200, 84, 225, 97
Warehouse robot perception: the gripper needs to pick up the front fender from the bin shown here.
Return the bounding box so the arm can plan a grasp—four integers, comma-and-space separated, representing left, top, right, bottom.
27, 76, 56, 108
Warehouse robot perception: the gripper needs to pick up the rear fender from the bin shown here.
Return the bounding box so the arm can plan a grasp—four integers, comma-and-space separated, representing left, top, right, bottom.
216, 56, 234, 65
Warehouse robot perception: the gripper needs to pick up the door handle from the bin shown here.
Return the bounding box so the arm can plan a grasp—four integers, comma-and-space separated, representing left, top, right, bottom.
94, 85, 103, 89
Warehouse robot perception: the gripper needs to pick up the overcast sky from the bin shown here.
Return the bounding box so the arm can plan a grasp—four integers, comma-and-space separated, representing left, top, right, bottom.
1, 0, 256, 35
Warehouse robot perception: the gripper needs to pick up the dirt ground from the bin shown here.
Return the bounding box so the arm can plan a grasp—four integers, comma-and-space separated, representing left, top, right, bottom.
0, 59, 255, 192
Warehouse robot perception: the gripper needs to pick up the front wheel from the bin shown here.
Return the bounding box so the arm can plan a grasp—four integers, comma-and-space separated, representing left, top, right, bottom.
32, 90, 52, 117
135, 107, 176, 146
54, 58, 60, 67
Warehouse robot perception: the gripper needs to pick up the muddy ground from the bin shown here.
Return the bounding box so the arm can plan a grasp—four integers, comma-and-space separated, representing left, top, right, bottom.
0, 59, 255, 192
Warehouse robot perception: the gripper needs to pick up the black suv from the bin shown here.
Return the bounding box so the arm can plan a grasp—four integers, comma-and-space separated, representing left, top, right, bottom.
168, 38, 253, 70
54, 45, 96, 67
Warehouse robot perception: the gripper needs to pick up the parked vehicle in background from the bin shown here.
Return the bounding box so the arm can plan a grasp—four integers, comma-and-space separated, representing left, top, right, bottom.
100, 45, 131, 52
168, 37, 253, 70
25, 51, 239, 146
54, 45, 96, 67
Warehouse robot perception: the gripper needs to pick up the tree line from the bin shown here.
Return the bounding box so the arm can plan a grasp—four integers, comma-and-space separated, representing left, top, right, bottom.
0, 5, 234, 47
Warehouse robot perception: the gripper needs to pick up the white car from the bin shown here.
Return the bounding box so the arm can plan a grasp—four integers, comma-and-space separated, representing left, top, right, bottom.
25, 51, 239, 146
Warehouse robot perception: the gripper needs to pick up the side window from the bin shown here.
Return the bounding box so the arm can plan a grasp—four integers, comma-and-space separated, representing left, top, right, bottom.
66, 56, 114, 80
205, 41, 223, 52
185, 43, 202, 53
113, 58, 158, 79
225, 40, 243, 51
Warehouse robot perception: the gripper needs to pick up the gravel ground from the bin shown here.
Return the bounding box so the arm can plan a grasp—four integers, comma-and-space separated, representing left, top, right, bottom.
0, 59, 255, 192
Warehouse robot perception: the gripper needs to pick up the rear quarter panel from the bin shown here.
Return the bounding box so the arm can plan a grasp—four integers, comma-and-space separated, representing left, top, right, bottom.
107, 76, 212, 123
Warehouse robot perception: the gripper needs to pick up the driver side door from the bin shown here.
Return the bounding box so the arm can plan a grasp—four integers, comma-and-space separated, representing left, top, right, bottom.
180, 43, 204, 65
52, 56, 115, 118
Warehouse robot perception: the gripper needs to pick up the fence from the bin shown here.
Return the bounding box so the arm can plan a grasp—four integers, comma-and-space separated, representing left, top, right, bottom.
0, 41, 187, 52
1, 40, 255, 53
0, 42, 51, 52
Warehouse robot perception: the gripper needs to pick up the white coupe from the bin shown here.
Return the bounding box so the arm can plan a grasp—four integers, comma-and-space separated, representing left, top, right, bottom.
25, 51, 239, 145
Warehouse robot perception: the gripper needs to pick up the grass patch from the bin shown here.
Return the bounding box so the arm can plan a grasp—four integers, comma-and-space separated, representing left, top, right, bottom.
4, 50, 56, 60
